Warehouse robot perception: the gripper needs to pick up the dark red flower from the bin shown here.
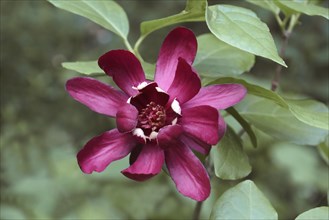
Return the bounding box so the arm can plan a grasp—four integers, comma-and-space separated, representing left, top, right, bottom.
66, 27, 246, 201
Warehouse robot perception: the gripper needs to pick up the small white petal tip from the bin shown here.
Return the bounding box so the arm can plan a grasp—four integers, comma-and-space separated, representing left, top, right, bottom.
171, 99, 181, 115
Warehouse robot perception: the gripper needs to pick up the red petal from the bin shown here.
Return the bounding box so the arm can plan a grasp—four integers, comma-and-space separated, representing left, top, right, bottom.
154, 27, 197, 91
77, 129, 136, 174
166, 58, 201, 104
179, 105, 219, 145
157, 124, 183, 149
122, 143, 164, 181
130, 82, 169, 111
116, 104, 138, 133
98, 50, 146, 96
180, 134, 211, 155
165, 141, 210, 201
184, 84, 247, 110
66, 77, 128, 117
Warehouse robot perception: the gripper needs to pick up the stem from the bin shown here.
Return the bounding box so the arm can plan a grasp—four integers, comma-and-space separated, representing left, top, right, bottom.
193, 201, 203, 220
271, 32, 290, 91
287, 14, 300, 34
134, 35, 145, 55
133, 35, 146, 63
123, 38, 145, 62
123, 38, 134, 53
192, 157, 213, 220
274, 14, 285, 34
271, 13, 299, 91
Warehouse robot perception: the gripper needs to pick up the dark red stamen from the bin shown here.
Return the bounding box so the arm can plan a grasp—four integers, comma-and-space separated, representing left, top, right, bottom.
138, 101, 166, 131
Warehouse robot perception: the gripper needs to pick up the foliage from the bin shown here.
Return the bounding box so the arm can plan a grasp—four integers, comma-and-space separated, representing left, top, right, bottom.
1, 0, 328, 219
210, 180, 278, 220
212, 126, 252, 180
206, 4, 286, 66
295, 207, 329, 220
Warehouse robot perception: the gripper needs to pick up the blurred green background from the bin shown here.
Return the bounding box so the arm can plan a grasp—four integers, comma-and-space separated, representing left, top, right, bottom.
1, 0, 328, 219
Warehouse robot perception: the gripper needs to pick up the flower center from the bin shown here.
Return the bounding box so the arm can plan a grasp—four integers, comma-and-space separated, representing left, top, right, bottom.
129, 82, 181, 143
138, 101, 166, 131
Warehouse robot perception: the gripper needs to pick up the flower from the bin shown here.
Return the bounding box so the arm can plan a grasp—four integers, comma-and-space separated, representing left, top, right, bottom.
66, 27, 247, 201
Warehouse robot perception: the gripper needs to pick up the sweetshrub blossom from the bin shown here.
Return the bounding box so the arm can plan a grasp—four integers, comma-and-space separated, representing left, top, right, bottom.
66, 27, 246, 201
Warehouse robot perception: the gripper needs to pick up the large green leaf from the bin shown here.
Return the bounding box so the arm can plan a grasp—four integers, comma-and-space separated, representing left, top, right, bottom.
276, 0, 329, 19
237, 96, 328, 145
212, 127, 252, 180
62, 61, 103, 75
209, 77, 329, 130
140, 0, 206, 37
194, 34, 255, 77
206, 5, 286, 67
295, 207, 329, 220
48, 0, 129, 39
246, 0, 280, 14
210, 180, 278, 220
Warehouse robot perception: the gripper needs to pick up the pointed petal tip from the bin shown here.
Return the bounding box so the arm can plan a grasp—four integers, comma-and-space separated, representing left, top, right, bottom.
174, 170, 211, 201
165, 141, 211, 202
184, 187, 211, 202
76, 129, 136, 174
155, 27, 197, 91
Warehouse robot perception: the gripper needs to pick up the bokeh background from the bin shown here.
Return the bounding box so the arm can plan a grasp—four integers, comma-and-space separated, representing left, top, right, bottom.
1, 0, 328, 219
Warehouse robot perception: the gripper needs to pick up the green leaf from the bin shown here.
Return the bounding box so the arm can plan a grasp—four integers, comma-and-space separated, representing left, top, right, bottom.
48, 0, 129, 39
295, 207, 329, 220
140, 0, 206, 37
212, 126, 252, 180
277, 0, 329, 19
194, 34, 255, 77
246, 0, 280, 14
273, 0, 297, 16
210, 180, 278, 220
62, 61, 103, 75
209, 77, 329, 130
226, 107, 257, 148
287, 99, 329, 131
318, 136, 329, 165
237, 96, 328, 145
206, 5, 286, 67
